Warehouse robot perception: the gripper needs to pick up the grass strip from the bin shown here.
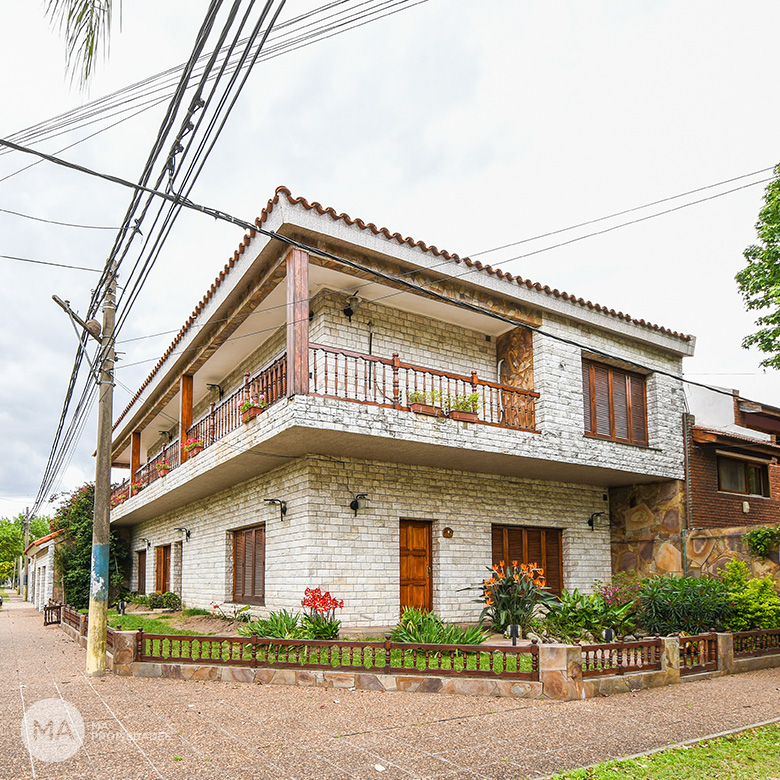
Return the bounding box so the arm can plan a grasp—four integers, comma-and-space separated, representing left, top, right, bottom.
552, 723, 780, 779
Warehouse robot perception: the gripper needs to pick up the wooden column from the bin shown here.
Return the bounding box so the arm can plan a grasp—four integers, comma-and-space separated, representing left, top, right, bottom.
130, 431, 141, 495
179, 374, 193, 462
286, 248, 310, 397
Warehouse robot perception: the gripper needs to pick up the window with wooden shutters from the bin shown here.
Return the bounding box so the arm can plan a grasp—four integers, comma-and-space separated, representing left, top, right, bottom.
232, 524, 265, 605
137, 550, 146, 595
491, 524, 563, 596
582, 359, 648, 445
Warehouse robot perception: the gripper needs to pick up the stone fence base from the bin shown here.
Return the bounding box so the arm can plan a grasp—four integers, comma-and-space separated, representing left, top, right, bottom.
58, 623, 780, 701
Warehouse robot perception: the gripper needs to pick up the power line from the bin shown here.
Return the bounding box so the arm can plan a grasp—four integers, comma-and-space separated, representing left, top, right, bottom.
0, 207, 121, 230
0, 254, 103, 272
468, 166, 777, 259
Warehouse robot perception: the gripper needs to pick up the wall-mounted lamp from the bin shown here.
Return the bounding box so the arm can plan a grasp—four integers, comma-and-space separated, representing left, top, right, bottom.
588, 512, 605, 531
140, 537, 151, 549
158, 430, 173, 443
264, 498, 288, 521
349, 493, 369, 517
343, 295, 360, 323
174, 527, 191, 541
206, 383, 224, 400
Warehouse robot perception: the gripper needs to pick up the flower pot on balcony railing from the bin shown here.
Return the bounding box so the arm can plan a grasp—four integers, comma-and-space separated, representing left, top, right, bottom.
446, 392, 480, 423
407, 390, 443, 417
155, 460, 172, 477
238, 395, 267, 424
181, 438, 205, 457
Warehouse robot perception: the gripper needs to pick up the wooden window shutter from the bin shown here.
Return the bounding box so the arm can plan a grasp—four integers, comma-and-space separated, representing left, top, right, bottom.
630, 375, 648, 445
613, 373, 629, 440
491, 524, 563, 596
233, 525, 265, 605
593, 364, 611, 436
582, 361, 593, 432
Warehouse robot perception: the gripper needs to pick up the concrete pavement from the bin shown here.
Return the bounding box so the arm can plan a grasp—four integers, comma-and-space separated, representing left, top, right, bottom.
2, 594, 780, 780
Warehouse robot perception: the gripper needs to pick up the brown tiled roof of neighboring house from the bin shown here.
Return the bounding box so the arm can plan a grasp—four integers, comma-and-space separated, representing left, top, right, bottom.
24, 529, 63, 556
113, 186, 693, 431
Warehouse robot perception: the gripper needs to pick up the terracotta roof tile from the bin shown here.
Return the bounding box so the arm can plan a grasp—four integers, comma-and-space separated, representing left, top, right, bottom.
114, 186, 692, 432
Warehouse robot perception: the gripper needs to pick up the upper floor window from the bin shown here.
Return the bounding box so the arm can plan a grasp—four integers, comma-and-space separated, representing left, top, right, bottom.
582, 359, 648, 446
717, 456, 769, 497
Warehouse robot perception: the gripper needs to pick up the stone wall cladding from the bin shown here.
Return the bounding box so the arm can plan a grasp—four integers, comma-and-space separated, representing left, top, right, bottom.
310, 291, 497, 380
128, 455, 611, 627
533, 314, 686, 480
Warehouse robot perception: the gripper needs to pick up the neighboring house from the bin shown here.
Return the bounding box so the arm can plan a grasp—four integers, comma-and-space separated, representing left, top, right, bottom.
25, 530, 63, 611
610, 384, 780, 583
109, 186, 695, 626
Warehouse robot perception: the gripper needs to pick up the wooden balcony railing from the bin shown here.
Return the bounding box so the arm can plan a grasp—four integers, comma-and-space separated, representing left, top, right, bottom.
111, 344, 539, 509
309, 343, 538, 431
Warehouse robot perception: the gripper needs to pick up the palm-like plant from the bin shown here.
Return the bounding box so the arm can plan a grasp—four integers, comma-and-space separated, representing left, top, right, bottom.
45, 0, 118, 86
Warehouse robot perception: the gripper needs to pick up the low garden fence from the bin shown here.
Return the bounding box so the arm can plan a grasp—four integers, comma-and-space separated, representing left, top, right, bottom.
678, 633, 718, 676
136, 631, 540, 680
579, 637, 662, 678
733, 628, 780, 658
43, 602, 62, 626
62, 605, 81, 631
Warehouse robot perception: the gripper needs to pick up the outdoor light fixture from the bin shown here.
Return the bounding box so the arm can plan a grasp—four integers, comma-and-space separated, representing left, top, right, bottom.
588, 512, 605, 531
342, 295, 360, 322
140, 537, 151, 549
158, 430, 173, 442
174, 527, 191, 541
264, 498, 288, 521
349, 493, 369, 517
206, 383, 224, 400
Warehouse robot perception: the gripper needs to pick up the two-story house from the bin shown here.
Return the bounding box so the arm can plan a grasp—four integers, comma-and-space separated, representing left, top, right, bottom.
109, 186, 695, 626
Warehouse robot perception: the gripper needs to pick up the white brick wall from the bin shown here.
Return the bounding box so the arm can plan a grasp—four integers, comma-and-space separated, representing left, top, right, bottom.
128, 456, 611, 627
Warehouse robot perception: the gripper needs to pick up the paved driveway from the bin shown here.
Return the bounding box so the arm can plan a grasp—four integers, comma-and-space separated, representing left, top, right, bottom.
2, 596, 780, 780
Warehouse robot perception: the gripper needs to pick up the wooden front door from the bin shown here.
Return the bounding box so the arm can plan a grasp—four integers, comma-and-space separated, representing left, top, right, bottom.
400, 519, 432, 612
155, 545, 171, 593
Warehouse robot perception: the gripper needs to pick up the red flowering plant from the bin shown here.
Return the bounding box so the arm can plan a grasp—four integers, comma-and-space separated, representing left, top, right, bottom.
477, 560, 556, 637
181, 437, 205, 454
301, 587, 344, 639
238, 394, 267, 415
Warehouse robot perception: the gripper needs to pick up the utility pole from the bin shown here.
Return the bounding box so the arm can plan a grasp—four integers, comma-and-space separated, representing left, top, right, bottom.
53, 265, 117, 676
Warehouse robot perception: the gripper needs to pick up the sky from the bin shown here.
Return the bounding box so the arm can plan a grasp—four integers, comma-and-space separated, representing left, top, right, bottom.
1, 0, 779, 520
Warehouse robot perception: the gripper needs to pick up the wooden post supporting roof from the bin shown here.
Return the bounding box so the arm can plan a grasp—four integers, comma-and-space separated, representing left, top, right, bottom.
130, 431, 141, 492
179, 374, 193, 462
286, 248, 310, 397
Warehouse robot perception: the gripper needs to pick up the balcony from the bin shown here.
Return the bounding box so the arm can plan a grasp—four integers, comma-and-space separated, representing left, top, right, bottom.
110, 345, 538, 508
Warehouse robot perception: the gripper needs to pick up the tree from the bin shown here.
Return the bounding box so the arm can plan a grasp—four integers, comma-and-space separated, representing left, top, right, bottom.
736, 165, 780, 368
44, 0, 118, 87
0, 513, 51, 582
50, 484, 129, 608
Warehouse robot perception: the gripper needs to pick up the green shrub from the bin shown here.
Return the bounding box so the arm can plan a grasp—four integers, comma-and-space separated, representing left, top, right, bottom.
638, 575, 732, 635
147, 592, 165, 609
538, 588, 636, 643
389, 607, 490, 645
237, 609, 304, 638
161, 591, 181, 610
719, 560, 780, 631
744, 526, 780, 558
594, 570, 643, 609
131, 594, 149, 606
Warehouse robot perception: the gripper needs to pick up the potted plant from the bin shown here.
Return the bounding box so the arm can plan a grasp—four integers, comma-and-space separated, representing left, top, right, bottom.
447, 392, 480, 422
238, 394, 267, 423
155, 460, 172, 477
110, 494, 127, 509
407, 389, 443, 417
181, 437, 205, 456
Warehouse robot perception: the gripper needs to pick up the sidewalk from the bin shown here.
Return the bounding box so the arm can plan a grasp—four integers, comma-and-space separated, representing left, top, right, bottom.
2, 595, 780, 780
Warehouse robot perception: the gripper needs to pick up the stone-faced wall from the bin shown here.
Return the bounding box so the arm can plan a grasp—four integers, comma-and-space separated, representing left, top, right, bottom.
610, 480, 780, 585
128, 456, 611, 627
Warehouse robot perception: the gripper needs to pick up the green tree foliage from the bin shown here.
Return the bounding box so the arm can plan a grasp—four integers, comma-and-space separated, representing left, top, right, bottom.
720, 560, 780, 632
50, 484, 129, 609
44, 0, 118, 87
0, 513, 51, 581
736, 165, 780, 368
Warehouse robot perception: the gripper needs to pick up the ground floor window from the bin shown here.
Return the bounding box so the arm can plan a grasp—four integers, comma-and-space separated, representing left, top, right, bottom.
491, 524, 563, 595
155, 544, 170, 593
233, 523, 265, 605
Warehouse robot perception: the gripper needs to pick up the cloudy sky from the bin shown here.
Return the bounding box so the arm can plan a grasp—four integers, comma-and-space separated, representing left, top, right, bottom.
1, 0, 778, 520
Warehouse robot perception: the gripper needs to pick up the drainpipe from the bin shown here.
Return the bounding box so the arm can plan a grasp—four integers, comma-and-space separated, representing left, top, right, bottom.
682, 411, 694, 577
